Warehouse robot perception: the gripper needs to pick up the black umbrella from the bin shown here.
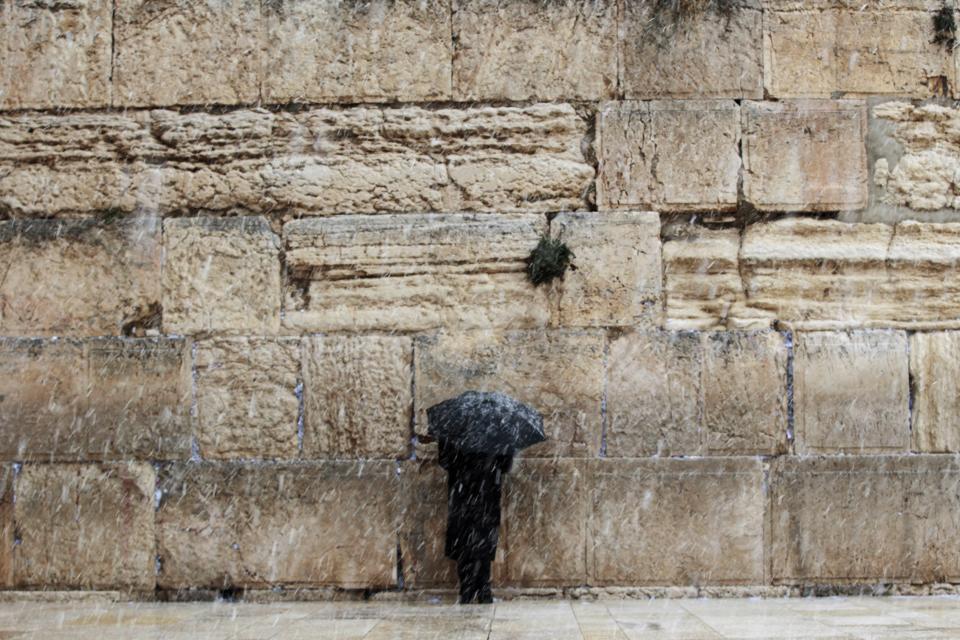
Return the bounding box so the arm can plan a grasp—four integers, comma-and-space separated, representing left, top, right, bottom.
426, 390, 546, 455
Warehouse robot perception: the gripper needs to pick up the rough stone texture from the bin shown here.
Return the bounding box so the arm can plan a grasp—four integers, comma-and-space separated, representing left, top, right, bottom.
770, 455, 960, 583
793, 330, 909, 454
264, 0, 451, 103
162, 217, 281, 336
588, 458, 765, 585
620, 1, 763, 99
0, 219, 161, 337
549, 211, 662, 328
113, 0, 260, 107
0, 466, 13, 588
597, 101, 741, 212
194, 338, 301, 460
303, 335, 412, 460
284, 214, 549, 333
399, 462, 459, 588
414, 330, 604, 458
14, 463, 155, 589
910, 332, 960, 453
742, 100, 868, 212
0, 106, 592, 217
157, 462, 400, 589
0, 0, 111, 109
452, 0, 616, 101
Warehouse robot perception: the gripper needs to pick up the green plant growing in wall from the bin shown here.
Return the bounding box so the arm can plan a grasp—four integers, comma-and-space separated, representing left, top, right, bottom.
933, 5, 957, 49
525, 234, 574, 287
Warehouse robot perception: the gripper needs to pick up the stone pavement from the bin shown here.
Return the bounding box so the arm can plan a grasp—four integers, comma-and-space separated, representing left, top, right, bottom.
0, 596, 959, 639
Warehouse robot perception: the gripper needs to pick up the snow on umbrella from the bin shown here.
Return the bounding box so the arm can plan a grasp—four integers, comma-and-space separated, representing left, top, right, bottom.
426, 390, 546, 456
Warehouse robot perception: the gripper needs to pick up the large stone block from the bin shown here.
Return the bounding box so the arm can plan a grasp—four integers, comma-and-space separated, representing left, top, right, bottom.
0, 219, 161, 337
264, 0, 451, 103
195, 338, 301, 460
910, 332, 960, 453
157, 462, 400, 589
399, 461, 459, 588
162, 217, 281, 335
414, 330, 604, 458
14, 463, 155, 589
549, 211, 662, 328
0, 0, 111, 109
597, 101, 741, 212
620, 1, 763, 99
284, 214, 549, 333
303, 335, 412, 459
588, 458, 765, 585
452, 0, 616, 100
793, 330, 909, 454
113, 0, 260, 106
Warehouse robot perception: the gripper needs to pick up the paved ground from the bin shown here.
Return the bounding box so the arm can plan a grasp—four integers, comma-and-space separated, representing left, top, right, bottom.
0, 596, 959, 639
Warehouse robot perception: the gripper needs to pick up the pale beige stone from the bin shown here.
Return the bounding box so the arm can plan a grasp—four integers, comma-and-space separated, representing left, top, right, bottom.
264, 0, 451, 102
794, 330, 909, 453
284, 214, 549, 333
910, 332, 960, 453
414, 330, 604, 458
0, 0, 111, 109
162, 217, 281, 335
452, 0, 616, 101
399, 462, 457, 588
588, 458, 765, 585
0, 219, 161, 337
303, 335, 412, 459
742, 100, 868, 211
15, 463, 155, 589
549, 211, 662, 328
113, 0, 260, 107
195, 338, 300, 460
597, 101, 741, 212
157, 462, 400, 589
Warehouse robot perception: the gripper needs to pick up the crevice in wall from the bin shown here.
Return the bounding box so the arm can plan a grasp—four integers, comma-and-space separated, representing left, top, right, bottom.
108, 0, 117, 108
600, 330, 609, 458
408, 339, 417, 461
189, 340, 202, 462
906, 330, 915, 446
783, 330, 795, 452
295, 377, 305, 455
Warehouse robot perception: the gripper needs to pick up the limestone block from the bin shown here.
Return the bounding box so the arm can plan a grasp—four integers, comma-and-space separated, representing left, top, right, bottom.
793, 330, 909, 454
597, 101, 741, 212
113, 0, 260, 107
157, 461, 400, 589
742, 100, 867, 212
195, 338, 300, 460
399, 462, 458, 588
284, 214, 549, 333
0, 0, 111, 109
910, 332, 960, 453
414, 330, 604, 458
588, 458, 765, 585
549, 211, 662, 327
303, 335, 412, 460
162, 217, 281, 335
620, 1, 763, 99
264, 0, 451, 103
14, 463, 155, 589
0, 219, 161, 337
452, 0, 617, 101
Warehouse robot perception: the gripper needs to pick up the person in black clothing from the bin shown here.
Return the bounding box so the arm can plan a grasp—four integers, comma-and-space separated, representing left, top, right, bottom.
437, 438, 513, 604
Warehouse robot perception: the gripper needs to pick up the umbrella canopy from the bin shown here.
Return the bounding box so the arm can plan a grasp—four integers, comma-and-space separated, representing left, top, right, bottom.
426, 390, 546, 455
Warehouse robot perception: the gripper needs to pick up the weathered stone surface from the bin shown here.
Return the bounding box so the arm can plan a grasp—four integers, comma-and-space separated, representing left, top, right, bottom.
452, 0, 616, 101
742, 100, 867, 211
414, 330, 604, 457
15, 463, 155, 589
0, 466, 13, 588
0, 0, 111, 109
303, 335, 412, 460
113, 0, 260, 107
157, 462, 400, 589
162, 217, 281, 335
195, 338, 300, 460
620, 1, 763, 99
588, 458, 765, 585
399, 462, 458, 588
284, 214, 549, 333
0, 105, 592, 216
910, 332, 960, 453
549, 211, 662, 327
597, 101, 741, 212
264, 0, 451, 103
793, 330, 909, 454
0, 219, 161, 337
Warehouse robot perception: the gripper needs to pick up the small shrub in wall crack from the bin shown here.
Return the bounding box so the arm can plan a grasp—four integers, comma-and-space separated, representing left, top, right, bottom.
525, 235, 574, 287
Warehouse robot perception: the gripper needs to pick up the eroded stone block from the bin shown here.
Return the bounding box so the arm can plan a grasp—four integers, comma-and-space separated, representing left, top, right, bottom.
399, 461, 458, 588
910, 332, 960, 453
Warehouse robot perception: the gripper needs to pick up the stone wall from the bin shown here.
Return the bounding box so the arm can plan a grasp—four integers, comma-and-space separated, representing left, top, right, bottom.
2, 0, 960, 596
